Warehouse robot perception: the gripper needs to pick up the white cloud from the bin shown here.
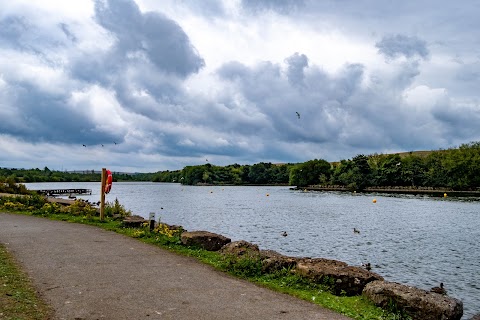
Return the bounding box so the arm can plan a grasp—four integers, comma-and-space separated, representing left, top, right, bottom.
1, 0, 480, 171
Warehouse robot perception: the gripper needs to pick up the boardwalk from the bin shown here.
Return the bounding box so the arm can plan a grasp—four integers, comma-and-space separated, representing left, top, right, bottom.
36, 188, 92, 196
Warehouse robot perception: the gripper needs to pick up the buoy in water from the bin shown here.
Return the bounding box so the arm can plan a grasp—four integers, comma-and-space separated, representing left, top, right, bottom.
444, 193, 447, 198
372, 199, 377, 203
266, 193, 270, 197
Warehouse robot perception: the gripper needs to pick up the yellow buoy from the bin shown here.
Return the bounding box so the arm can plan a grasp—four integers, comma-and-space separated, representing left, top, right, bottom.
372, 199, 377, 203
353, 190, 356, 193
444, 193, 447, 198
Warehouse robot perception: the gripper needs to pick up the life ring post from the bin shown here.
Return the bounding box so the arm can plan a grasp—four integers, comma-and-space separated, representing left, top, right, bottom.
100, 168, 106, 221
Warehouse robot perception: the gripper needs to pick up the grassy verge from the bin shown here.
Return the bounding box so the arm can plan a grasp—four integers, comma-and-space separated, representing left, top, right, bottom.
0, 243, 52, 320
0, 194, 409, 320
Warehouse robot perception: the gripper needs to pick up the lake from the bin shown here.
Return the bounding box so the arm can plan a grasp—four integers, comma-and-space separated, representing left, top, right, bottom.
26, 181, 480, 318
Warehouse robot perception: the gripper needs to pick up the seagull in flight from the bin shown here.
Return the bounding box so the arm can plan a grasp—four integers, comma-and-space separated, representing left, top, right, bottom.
82, 144, 86, 147
295, 111, 300, 119
114, 142, 117, 145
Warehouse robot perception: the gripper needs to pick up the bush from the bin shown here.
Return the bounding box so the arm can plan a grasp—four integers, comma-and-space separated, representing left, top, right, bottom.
152, 223, 183, 245
0, 179, 31, 195
104, 198, 132, 217
65, 200, 97, 217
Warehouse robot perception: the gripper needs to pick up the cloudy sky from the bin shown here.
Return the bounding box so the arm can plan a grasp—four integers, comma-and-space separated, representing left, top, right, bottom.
1, 0, 479, 172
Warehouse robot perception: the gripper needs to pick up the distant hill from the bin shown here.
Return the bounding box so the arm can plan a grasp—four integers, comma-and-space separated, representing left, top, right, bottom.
329, 149, 444, 166
394, 150, 435, 158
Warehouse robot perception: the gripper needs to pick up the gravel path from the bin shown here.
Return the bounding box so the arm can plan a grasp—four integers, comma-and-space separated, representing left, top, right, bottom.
0, 213, 351, 320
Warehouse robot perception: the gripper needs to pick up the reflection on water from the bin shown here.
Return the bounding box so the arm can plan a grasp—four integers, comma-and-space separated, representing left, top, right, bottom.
26, 182, 480, 318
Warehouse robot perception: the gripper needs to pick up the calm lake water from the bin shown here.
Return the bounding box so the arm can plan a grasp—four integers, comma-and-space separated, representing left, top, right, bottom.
26, 182, 480, 318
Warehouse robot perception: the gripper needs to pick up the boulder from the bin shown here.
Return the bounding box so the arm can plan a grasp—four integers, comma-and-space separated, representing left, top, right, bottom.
295, 258, 384, 296
259, 250, 298, 273
220, 240, 260, 258
219, 242, 298, 273
181, 231, 231, 251
122, 215, 146, 228
363, 280, 463, 320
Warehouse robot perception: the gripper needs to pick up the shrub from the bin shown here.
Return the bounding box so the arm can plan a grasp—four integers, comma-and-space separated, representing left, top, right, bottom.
153, 223, 183, 245
41, 202, 62, 215
65, 200, 97, 217
1, 201, 26, 211
104, 198, 132, 217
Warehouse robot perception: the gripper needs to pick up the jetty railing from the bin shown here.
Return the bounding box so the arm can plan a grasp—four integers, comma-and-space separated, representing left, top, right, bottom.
36, 189, 92, 196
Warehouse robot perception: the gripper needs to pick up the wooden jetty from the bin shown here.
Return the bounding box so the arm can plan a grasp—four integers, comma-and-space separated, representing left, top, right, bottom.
36, 189, 92, 196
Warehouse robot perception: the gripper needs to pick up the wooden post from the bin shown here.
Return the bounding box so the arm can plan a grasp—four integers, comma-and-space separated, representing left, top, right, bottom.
149, 212, 155, 232
100, 168, 106, 221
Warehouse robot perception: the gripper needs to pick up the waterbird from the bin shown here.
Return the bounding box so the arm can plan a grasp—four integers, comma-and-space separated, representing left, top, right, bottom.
295, 111, 300, 119
430, 283, 447, 295
353, 228, 360, 234
362, 262, 372, 271
282, 231, 288, 237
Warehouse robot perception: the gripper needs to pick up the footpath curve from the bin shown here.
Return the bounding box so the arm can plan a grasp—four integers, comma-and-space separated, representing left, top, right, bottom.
0, 213, 351, 320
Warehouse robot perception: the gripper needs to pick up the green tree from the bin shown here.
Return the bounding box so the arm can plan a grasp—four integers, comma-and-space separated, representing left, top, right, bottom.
289, 159, 331, 187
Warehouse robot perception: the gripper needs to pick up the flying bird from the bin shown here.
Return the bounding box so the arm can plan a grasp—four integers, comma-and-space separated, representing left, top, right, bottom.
114, 142, 117, 145
295, 111, 300, 119
101, 144, 104, 147
82, 144, 86, 147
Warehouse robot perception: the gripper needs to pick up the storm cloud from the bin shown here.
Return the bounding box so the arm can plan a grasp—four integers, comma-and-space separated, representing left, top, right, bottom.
0, 0, 479, 172
376, 34, 429, 60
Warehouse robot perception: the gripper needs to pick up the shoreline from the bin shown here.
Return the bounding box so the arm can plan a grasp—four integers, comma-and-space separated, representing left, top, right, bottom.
294, 186, 480, 197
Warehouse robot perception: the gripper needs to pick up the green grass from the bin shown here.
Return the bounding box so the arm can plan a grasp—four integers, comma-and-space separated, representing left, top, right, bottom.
0, 243, 51, 320
1, 208, 410, 320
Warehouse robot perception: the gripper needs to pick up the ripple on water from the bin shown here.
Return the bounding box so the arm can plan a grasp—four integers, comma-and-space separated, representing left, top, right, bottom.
25, 183, 480, 318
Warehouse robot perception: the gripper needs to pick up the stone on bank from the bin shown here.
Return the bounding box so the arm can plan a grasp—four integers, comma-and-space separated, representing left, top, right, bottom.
363, 280, 463, 320
180, 231, 231, 251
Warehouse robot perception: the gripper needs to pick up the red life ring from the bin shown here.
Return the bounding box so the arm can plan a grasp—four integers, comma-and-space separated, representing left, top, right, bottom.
105, 170, 113, 194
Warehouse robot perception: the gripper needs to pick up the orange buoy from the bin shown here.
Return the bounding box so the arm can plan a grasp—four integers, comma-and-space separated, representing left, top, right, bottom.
372, 199, 377, 203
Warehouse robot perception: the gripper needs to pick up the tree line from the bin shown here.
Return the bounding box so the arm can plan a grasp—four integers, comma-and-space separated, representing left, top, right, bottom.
152, 162, 293, 185
3, 142, 480, 190
0, 167, 154, 184
154, 142, 480, 190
